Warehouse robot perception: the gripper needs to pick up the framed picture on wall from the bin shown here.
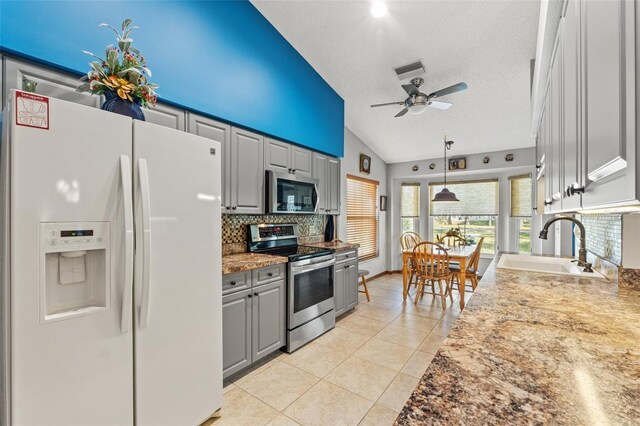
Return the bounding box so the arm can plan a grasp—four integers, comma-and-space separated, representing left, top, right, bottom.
448, 157, 467, 170
380, 195, 387, 211
360, 154, 371, 174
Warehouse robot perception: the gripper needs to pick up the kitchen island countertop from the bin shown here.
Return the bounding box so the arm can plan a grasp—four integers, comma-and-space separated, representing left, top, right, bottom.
396, 253, 640, 425
222, 252, 288, 275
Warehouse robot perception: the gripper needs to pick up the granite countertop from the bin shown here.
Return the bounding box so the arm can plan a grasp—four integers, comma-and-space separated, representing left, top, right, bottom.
222, 252, 288, 274
396, 253, 640, 425
303, 241, 360, 253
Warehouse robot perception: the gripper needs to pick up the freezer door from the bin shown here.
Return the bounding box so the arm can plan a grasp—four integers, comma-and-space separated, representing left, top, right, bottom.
133, 120, 222, 425
5, 91, 134, 425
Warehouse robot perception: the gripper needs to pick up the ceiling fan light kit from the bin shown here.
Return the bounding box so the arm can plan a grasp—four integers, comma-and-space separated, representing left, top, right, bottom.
432, 137, 460, 203
371, 77, 467, 118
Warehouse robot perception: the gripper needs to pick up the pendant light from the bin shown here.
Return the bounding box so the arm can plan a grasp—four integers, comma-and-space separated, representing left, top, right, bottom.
432, 136, 460, 202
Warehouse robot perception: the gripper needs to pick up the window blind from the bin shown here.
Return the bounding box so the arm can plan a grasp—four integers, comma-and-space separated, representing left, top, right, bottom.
346, 175, 379, 261
429, 179, 499, 216
401, 183, 420, 217
510, 174, 532, 217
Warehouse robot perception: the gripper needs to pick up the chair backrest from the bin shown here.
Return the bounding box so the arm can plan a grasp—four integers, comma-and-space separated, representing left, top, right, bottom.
400, 232, 421, 250
412, 242, 451, 278
467, 237, 485, 273
438, 235, 466, 247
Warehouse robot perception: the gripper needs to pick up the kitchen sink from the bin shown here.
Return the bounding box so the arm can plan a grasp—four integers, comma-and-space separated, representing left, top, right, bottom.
496, 254, 605, 278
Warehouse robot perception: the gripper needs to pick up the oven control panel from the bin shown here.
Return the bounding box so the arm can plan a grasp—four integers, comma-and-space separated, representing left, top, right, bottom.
248, 224, 299, 242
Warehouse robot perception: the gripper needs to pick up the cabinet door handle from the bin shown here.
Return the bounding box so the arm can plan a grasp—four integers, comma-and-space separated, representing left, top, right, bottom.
254, 292, 259, 297
225, 206, 231, 210
267, 272, 273, 277
229, 281, 236, 286
544, 199, 552, 206
248, 294, 253, 298
292, 169, 296, 174
232, 206, 237, 210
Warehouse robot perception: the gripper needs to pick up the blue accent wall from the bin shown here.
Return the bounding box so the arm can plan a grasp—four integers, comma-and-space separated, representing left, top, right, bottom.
0, 0, 344, 157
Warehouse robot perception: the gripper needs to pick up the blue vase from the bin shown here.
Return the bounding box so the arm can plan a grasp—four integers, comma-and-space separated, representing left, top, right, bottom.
101, 91, 145, 121
324, 215, 335, 242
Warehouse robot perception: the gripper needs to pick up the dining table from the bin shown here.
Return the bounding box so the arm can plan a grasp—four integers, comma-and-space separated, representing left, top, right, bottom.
401, 244, 477, 310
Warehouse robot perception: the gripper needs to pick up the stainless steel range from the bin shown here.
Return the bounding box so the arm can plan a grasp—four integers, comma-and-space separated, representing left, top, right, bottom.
247, 224, 335, 352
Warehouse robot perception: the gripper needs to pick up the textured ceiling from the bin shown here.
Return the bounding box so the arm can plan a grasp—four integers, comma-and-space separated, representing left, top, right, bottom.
252, 0, 540, 163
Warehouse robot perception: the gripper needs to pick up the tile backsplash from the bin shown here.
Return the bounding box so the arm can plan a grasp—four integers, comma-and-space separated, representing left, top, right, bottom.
581, 214, 622, 265
222, 215, 326, 255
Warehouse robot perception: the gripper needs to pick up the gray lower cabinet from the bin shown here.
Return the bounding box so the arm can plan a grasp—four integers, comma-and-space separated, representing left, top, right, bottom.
334, 250, 358, 317
223, 265, 286, 378
222, 288, 252, 378
252, 280, 286, 362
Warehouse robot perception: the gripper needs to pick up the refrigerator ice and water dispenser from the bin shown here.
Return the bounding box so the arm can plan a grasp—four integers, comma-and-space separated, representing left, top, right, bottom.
39, 222, 110, 322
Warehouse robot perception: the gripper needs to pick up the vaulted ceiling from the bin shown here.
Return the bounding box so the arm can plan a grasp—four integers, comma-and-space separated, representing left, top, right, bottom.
252, 0, 540, 163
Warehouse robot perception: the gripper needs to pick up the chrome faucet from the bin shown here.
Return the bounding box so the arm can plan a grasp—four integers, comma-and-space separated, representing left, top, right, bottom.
538, 216, 594, 273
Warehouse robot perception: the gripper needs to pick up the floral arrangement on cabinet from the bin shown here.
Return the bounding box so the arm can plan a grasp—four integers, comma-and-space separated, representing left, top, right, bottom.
76, 19, 158, 108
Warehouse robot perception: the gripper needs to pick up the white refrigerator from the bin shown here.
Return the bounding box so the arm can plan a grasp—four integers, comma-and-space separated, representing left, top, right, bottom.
0, 90, 223, 425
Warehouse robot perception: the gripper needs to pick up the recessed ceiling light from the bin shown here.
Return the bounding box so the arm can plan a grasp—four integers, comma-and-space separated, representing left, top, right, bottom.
370, 1, 387, 18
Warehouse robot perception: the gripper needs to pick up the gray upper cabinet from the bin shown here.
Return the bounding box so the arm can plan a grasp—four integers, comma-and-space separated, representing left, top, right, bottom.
264, 137, 313, 178
312, 153, 341, 215
143, 103, 185, 131
581, 0, 637, 208
3, 57, 100, 108
549, 26, 563, 212
230, 128, 264, 214
327, 157, 341, 214
222, 288, 252, 378
3, 57, 185, 130
561, 1, 583, 211
187, 114, 232, 212
312, 152, 329, 213
251, 280, 286, 363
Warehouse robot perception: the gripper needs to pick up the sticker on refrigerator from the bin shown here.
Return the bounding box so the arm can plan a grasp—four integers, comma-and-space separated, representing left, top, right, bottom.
16, 90, 49, 130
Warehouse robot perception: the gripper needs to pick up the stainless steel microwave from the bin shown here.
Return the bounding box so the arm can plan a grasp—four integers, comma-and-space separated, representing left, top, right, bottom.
266, 171, 319, 214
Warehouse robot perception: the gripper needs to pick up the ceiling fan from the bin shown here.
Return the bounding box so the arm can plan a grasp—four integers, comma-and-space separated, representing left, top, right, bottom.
371, 78, 468, 117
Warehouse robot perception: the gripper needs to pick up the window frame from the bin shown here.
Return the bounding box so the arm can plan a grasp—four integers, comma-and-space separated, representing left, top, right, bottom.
346, 174, 379, 261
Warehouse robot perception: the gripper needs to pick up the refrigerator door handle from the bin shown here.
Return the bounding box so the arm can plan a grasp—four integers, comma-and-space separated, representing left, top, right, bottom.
120, 155, 134, 333
138, 158, 152, 328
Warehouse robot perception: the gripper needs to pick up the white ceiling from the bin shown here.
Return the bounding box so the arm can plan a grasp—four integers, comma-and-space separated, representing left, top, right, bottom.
252, 0, 540, 164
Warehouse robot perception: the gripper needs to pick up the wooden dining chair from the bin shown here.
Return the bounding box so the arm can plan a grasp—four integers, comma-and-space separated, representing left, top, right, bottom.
412, 242, 453, 307
400, 232, 422, 292
437, 235, 466, 247
450, 237, 484, 292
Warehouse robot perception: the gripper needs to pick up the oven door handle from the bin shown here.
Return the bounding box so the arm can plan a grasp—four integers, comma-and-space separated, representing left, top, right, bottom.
291, 259, 335, 274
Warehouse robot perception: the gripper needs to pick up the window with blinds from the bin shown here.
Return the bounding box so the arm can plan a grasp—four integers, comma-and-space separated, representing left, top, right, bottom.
510, 174, 532, 217
429, 179, 499, 254
429, 179, 499, 216
346, 175, 379, 261
401, 183, 420, 233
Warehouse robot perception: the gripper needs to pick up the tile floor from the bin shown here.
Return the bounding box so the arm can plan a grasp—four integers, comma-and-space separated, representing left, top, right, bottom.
212, 273, 468, 426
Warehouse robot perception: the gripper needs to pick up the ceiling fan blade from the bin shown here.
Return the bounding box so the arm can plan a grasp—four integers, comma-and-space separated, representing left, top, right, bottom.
394, 108, 409, 118
402, 84, 420, 97
428, 82, 468, 99
427, 100, 452, 110
371, 101, 405, 108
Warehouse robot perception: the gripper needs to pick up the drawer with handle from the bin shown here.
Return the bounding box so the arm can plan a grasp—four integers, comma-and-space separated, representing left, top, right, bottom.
336, 250, 357, 264
222, 271, 251, 295
253, 264, 285, 286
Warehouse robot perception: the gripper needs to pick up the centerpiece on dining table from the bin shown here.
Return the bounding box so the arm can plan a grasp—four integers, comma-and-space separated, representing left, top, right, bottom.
76, 18, 158, 120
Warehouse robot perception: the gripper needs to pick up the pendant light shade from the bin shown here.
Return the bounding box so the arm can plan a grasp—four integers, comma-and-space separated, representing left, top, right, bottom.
432, 136, 460, 203
432, 187, 459, 202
